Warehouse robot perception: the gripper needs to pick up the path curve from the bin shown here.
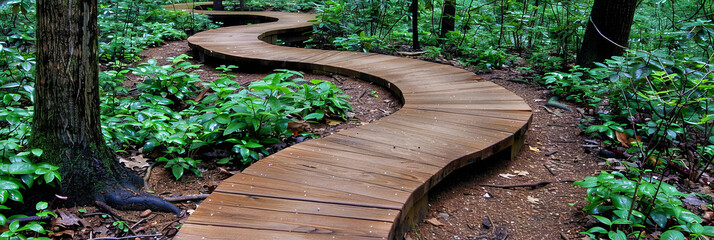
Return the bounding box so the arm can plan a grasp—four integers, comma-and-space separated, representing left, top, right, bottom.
167, 3, 532, 239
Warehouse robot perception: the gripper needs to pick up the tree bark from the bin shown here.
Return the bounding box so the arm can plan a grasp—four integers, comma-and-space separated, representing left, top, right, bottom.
213, 0, 224, 11
411, 0, 420, 50
576, 0, 637, 67
32, 0, 142, 205
440, 0, 456, 38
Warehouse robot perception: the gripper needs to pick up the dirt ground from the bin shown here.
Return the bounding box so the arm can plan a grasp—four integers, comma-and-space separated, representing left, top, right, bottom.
406, 68, 601, 240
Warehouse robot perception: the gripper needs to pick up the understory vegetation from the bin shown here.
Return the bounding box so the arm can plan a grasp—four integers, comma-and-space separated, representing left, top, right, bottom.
0, 0, 351, 238
2, 0, 714, 238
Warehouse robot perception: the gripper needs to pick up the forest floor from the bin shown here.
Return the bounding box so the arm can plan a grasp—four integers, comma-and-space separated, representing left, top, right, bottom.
47, 40, 606, 239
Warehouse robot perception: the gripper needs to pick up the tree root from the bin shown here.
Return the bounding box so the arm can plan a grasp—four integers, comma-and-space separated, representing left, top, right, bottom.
98, 188, 182, 216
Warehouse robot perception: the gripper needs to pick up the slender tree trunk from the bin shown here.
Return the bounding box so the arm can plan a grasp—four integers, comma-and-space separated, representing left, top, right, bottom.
440, 0, 456, 38
32, 0, 143, 205
411, 0, 420, 49
576, 0, 637, 67
213, 0, 224, 10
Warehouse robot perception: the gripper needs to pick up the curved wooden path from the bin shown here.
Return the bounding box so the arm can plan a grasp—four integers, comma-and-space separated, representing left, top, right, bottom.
167, 3, 532, 239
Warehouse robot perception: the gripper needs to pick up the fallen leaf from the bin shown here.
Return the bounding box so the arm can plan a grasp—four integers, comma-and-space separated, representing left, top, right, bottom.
325, 118, 342, 126
683, 193, 706, 206
517, 171, 529, 176
499, 173, 516, 179
615, 131, 629, 147
529, 146, 541, 152
527, 196, 540, 204
140, 209, 152, 218
119, 155, 149, 171
426, 217, 445, 226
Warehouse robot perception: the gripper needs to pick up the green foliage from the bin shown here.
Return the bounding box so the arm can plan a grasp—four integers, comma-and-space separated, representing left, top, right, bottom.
575, 171, 714, 239
98, 0, 217, 64
111, 220, 129, 233
100, 57, 352, 172
0, 201, 54, 240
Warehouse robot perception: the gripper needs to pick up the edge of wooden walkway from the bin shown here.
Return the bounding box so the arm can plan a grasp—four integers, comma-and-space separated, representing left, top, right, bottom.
167, 3, 532, 239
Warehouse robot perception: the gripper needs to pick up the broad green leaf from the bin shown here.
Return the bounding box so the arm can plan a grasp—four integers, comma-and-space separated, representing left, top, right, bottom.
593, 215, 611, 226
608, 230, 626, 240
611, 195, 633, 210
9, 162, 35, 175
171, 165, 184, 180
702, 225, 714, 236
660, 230, 685, 240
224, 122, 247, 135
0, 180, 19, 190
36, 201, 48, 210
8, 189, 22, 203
31, 149, 43, 157
8, 219, 19, 232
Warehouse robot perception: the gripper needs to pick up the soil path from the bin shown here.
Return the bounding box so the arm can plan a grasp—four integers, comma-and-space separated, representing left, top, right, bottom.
408, 70, 600, 240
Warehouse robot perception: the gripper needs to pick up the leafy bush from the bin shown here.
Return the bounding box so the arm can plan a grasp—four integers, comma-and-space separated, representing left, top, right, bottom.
100, 57, 352, 178
576, 171, 714, 239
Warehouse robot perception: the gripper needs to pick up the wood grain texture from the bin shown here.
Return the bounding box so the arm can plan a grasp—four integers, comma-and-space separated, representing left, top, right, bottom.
167, 3, 532, 239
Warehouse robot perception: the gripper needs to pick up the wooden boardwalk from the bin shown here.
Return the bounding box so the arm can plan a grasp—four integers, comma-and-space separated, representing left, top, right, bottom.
167, 3, 532, 239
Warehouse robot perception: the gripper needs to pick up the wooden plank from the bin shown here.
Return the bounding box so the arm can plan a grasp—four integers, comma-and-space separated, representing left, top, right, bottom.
218, 174, 403, 209
197, 192, 399, 222
176, 223, 383, 240
389, 108, 527, 133
285, 147, 437, 181
184, 205, 392, 238
240, 158, 413, 203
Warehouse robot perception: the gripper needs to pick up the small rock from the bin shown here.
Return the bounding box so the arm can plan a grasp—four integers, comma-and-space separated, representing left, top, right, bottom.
140, 209, 152, 218
438, 212, 450, 220
482, 216, 492, 229
165, 228, 178, 237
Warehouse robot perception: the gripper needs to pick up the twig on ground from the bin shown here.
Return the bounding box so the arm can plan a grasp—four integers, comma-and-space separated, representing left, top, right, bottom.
89, 234, 162, 240
479, 181, 553, 189
163, 194, 210, 202
8, 216, 52, 225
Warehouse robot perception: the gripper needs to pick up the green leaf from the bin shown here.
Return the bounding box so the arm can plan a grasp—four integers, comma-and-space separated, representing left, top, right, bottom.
171, 165, 184, 180
9, 162, 35, 175
31, 149, 43, 157
36, 201, 48, 210
660, 230, 685, 240
611, 195, 633, 210
8, 219, 19, 232
678, 210, 702, 224
593, 215, 611, 226
224, 122, 247, 135
0, 190, 7, 203
25, 222, 45, 233
702, 225, 714, 236
0, 180, 19, 190
304, 111, 325, 120
608, 230, 626, 240
243, 142, 263, 148
8, 189, 23, 203
0, 213, 5, 225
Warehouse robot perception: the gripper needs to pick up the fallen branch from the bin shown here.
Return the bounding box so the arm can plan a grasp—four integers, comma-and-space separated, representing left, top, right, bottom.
163, 194, 210, 202
94, 201, 124, 221
479, 181, 553, 189
8, 216, 52, 225
90, 234, 162, 240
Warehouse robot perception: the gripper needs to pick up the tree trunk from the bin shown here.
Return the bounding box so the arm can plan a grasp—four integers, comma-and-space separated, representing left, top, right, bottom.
440, 0, 456, 38
411, 0, 420, 50
32, 0, 144, 206
576, 0, 637, 67
213, 0, 224, 11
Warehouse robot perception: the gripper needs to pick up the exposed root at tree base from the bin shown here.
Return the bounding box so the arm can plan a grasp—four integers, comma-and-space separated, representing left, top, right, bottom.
98, 188, 182, 216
